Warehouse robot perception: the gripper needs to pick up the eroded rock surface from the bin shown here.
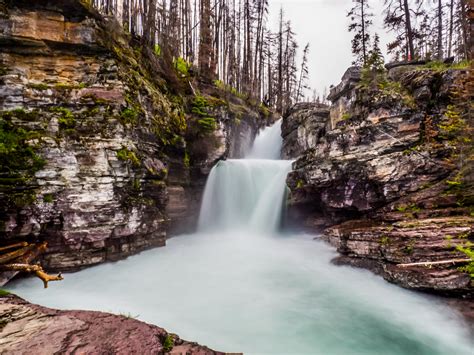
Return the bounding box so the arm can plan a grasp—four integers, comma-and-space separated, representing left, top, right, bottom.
0, 294, 225, 354
284, 65, 473, 296
0, 0, 267, 278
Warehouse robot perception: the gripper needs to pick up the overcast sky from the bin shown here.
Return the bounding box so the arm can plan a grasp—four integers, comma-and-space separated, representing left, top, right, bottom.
267, 0, 391, 98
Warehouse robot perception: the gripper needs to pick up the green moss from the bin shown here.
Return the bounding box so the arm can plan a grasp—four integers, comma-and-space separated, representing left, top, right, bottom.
54, 82, 87, 91
28, 83, 49, 91
404, 240, 416, 255
380, 235, 390, 245
183, 150, 190, 168
0, 289, 9, 297
50, 107, 75, 129
173, 57, 190, 77
120, 108, 139, 124
0, 114, 45, 176
456, 242, 474, 278
154, 44, 162, 57
341, 113, 351, 121
197, 117, 217, 133
162, 335, 174, 353
132, 178, 141, 190
43, 193, 54, 203
296, 180, 304, 189
116, 147, 141, 167
191, 94, 209, 117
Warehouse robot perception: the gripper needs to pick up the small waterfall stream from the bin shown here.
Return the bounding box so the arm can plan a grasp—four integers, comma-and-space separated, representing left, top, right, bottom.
198, 119, 291, 233
7, 121, 473, 355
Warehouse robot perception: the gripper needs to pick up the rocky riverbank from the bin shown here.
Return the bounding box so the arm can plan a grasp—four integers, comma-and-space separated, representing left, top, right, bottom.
0, 293, 225, 354
284, 65, 473, 298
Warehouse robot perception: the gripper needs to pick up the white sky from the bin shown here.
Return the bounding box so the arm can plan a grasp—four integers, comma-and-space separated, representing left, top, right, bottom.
268, 0, 391, 97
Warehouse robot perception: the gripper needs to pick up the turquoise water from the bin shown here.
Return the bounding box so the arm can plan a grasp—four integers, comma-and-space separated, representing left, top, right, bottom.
8, 231, 473, 355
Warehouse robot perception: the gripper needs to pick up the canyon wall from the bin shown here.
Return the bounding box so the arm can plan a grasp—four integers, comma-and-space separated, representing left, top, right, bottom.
283, 66, 473, 297
0, 0, 268, 275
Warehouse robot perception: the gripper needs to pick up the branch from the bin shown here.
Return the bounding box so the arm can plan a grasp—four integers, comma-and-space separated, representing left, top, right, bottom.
0, 263, 63, 288
0, 242, 28, 252
0, 245, 37, 264
397, 259, 471, 268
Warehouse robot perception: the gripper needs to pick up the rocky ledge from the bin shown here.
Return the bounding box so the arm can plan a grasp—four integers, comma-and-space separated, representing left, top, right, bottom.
0, 294, 226, 354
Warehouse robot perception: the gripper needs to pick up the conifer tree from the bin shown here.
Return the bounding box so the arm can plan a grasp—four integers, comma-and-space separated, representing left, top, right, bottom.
347, 0, 373, 65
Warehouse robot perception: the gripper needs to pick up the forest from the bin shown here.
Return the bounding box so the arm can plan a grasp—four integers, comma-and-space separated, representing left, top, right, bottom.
89, 0, 471, 112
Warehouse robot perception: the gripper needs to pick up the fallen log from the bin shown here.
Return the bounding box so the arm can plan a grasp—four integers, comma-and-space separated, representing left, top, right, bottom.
397, 259, 471, 268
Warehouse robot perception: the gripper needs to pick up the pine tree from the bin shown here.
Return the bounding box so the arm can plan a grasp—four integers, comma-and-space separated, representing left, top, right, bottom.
296, 43, 310, 102
347, 0, 373, 65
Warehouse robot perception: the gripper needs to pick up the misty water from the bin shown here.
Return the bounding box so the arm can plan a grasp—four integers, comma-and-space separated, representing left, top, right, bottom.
8, 121, 473, 355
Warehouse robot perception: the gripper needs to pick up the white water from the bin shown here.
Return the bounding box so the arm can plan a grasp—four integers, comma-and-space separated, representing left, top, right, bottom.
7, 121, 473, 354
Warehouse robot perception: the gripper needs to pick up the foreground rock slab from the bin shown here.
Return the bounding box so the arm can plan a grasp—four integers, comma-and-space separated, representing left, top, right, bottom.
0, 294, 227, 355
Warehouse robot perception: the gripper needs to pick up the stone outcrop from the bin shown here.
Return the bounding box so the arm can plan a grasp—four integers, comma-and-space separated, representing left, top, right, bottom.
0, 0, 267, 279
0, 294, 225, 354
285, 65, 473, 296
281, 102, 329, 159
326, 67, 360, 129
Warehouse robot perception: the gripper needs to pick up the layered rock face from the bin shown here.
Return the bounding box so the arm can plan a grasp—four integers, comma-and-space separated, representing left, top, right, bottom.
285, 66, 473, 296
0, 1, 265, 275
0, 294, 224, 354
281, 102, 329, 159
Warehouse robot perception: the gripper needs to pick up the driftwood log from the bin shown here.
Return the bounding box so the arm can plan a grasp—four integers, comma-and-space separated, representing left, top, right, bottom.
0, 242, 63, 288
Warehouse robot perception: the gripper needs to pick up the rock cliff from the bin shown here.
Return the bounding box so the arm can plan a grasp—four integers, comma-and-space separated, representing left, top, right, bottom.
0, 0, 270, 278
284, 65, 473, 297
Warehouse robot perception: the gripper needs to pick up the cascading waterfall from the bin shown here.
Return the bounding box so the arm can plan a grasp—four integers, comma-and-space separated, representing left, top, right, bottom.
198, 119, 292, 233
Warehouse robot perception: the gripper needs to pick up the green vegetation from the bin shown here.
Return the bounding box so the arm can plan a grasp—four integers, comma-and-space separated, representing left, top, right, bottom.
0, 112, 45, 176
418, 60, 471, 73
50, 107, 75, 129
190, 94, 218, 134
457, 243, 474, 278
162, 335, 174, 353
174, 57, 190, 77
116, 147, 141, 167
183, 150, 190, 168
154, 44, 162, 57
380, 235, 390, 245
54, 82, 87, 90
28, 83, 49, 91
120, 108, 139, 124
341, 113, 351, 121
43, 194, 54, 203
0, 289, 10, 297
438, 105, 468, 140
197, 117, 217, 134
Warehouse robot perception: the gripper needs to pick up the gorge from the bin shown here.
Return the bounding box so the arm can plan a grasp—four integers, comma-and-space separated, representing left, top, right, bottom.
0, 0, 473, 354
7, 122, 474, 354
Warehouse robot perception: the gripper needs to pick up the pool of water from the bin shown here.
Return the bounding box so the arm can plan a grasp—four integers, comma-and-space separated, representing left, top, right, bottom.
8, 231, 473, 355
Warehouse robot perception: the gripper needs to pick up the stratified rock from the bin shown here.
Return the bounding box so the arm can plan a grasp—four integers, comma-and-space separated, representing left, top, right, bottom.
0, 0, 265, 279
281, 103, 329, 159
285, 64, 473, 296
0, 294, 226, 354
327, 67, 360, 128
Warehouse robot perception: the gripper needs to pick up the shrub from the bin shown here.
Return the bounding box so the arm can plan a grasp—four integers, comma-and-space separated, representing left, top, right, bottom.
162, 335, 174, 353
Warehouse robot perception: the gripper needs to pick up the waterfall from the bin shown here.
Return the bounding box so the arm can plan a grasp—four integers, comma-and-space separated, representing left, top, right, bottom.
198, 119, 292, 233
